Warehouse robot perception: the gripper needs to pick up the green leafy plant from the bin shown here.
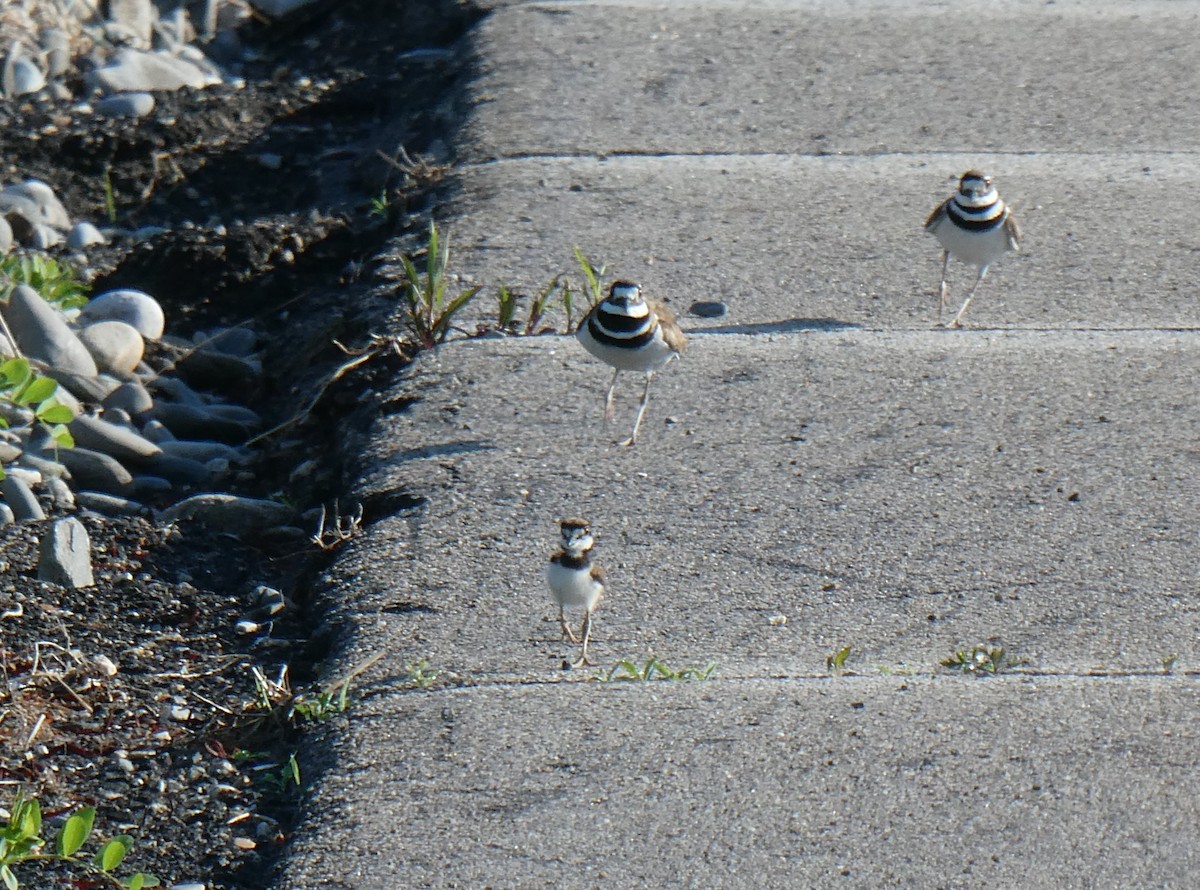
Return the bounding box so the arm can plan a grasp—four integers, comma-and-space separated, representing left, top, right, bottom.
598, 656, 716, 682
940, 645, 1024, 676
0, 359, 74, 479
399, 659, 440, 690
571, 246, 605, 308
0, 254, 90, 309
399, 222, 482, 349
290, 677, 352, 723
368, 188, 392, 218
0, 795, 159, 889
496, 275, 563, 335
826, 645, 853, 674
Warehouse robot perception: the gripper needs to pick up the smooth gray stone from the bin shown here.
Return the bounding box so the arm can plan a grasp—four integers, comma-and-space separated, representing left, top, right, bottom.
1, 474, 44, 521
150, 402, 253, 443
175, 348, 262, 391
78, 321, 145, 375
104, 408, 133, 427
87, 49, 219, 94
0, 504, 13, 526
196, 326, 258, 357
247, 0, 321, 16
158, 493, 298, 534
137, 453, 211, 485
2, 285, 98, 376
140, 419, 175, 443
55, 446, 133, 494
75, 491, 149, 517
0, 442, 22, 464
94, 92, 155, 119
150, 375, 204, 405
0, 216, 12, 255
7, 56, 45, 97
0, 403, 33, 427
31, 224, 63, 249
43, 369, 120, 403
46, 476, 74, 509
43, 29, 71, 77
67, 221, 107, 250
106, 0, 154, 45
5, 466, 40, 487
203, 403, 261, 427
68, 414, 161, 462
102, 382, 154, 416
0, 181, 70, 230
128, 475, 172, 498
17, 453, 68, 479
158, 439, 246, 464
37, 518, 94, 588
78, 289, 165, 340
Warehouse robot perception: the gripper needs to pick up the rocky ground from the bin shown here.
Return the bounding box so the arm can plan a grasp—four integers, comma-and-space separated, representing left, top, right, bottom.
0, 1, 480, 886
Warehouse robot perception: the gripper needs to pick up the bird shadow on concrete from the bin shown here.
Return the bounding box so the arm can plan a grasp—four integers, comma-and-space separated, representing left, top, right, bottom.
687, 317, 862, 335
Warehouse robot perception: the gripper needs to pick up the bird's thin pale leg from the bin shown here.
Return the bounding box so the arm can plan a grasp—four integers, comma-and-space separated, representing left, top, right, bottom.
559, 605, 579, 643
571, 610, 594, 668
948, 266, 989, 329
618, 372, 654, 447
937, 250, 951, 321
603, 368, 620, 424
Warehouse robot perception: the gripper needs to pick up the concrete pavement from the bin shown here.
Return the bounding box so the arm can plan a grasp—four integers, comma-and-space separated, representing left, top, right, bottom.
273, 1, 1200, 886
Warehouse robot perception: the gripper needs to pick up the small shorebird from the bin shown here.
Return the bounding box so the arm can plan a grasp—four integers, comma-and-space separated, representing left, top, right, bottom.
576, 281, 686, 446
545, 517, 606, 669
925, 170, 1021, 328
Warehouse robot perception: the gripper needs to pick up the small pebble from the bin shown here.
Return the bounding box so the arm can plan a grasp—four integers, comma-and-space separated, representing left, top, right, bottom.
95, 92, 156, 118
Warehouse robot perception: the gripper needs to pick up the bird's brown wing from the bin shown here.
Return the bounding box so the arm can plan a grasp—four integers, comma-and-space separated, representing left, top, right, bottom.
651, 300, 687, 355
1003, 212, 1021, 251
924, 197, 951, 231
590, 564, 607, 586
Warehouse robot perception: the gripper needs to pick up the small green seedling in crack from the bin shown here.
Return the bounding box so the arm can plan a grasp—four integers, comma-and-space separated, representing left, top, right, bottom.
0, 253, 90, 309
826, 645, 853, 675
940, 645, 1024, 676
368, 188, 392, 218
398, 222, 482, 349
598, 656, 716, 682
0, 795, 159, 889
290, 676, 352, 723
400, 659, 440, 690
1162, 654, 1178, 674
102, 166, 118, 224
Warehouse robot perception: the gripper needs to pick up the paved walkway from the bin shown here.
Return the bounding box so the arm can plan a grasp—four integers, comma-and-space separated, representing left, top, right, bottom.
275, 2, 1200, 886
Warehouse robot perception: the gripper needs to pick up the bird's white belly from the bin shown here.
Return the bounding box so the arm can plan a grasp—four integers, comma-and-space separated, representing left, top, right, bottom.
931, 215, 1013, 269
577, 324, 677, 372
546, 561, 603, 610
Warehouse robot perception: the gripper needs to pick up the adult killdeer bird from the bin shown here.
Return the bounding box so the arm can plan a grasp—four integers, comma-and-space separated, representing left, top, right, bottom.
576, 281, 686, 446
925, 170, 1021, 328
546, 517, 606, 669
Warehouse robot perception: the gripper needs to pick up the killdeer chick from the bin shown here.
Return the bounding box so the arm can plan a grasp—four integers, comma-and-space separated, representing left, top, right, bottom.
925, 170, 1021, 328
576, 281, 686, 446
546, 517, 606, 669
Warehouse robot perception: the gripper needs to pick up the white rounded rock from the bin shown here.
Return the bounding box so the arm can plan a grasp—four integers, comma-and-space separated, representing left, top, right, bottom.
0, 180, 71, 230
79, 289, 165, 340
78, 321, 145, 375
95, 92, 156, 119
9, 56, 46, 96
0, 216, 11, 255
67, 221, 107, 250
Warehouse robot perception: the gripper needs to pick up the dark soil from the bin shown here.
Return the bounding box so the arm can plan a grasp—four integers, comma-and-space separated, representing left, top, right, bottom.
0, 1, 480, 886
